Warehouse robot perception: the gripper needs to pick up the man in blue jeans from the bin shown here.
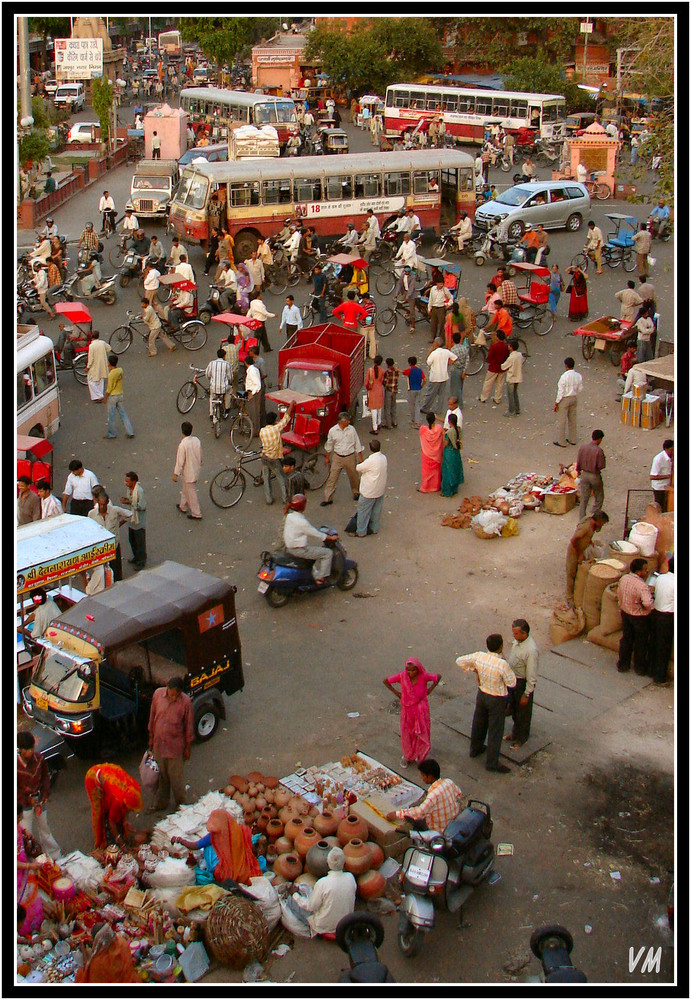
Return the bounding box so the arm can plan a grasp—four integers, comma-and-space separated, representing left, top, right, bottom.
353, 440, 387, 537
312, 263, 328, 323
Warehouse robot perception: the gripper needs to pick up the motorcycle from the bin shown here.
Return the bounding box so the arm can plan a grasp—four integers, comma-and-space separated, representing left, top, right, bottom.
396, 800, 495, 957
198, 283, 230, 325
17, 279, 66, 317
648, 217, 672, 242
119, 249, 147, 287
533, 140, 561, 167
62, 268, 118, 305
431, 227, 483, 259
336, 913, 395, 984
257, 529, 358, 607
473, 232, 519, 267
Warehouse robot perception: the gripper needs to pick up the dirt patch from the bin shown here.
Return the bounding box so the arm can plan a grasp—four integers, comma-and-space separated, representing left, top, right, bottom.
579, 758, 674, 874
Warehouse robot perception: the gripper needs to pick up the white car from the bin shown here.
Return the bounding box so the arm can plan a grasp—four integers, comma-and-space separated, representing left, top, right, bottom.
68, 121, 100, 143
43, 79, 58, 98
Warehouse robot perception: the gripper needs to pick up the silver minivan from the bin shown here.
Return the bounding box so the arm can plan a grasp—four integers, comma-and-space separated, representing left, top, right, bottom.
475, 181, 591, 241
53, 82, 85, 111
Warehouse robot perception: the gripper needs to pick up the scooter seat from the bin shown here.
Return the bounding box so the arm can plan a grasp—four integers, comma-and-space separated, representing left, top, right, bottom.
271, 552, 314, 569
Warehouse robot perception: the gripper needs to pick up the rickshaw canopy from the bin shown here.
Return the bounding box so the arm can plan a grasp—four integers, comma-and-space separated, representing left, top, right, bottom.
212, 313, 262, 329
158, 273, 197, 291
17, 435, 53, 461
510, 262, 551, 278
54, 302, 93, 323
327, 253, 369, 269
604, 214, 638, 226
17, 514, 116, 596
417, 257, 462, 277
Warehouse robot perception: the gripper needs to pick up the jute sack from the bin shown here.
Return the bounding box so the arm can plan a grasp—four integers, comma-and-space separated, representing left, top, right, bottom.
583, 562, 623, 632
599, 583, 622, 636
587, 625, 622, 653
550, 606, 586, 645
573, 558, 595, 609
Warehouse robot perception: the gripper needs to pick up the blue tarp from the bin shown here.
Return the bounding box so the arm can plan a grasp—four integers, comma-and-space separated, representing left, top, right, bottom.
429, 73, 505, 91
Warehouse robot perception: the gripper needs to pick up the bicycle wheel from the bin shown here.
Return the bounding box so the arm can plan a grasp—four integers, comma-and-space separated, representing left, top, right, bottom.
178, 321, 208, 351
595, 181, 611, 201
268, 266, 288, 295
209, 468, 246, 508
72, 354, 88, 385
302, 304, 316, 328
230, 413, 254, 451
515, 337, 530, 359
109, 244, 125, 268
157, 282, 172, 303
606, 249, 622, 269
176, 380, 198, 414
532, 307, 554, 337
582, 335, 596, 361
376, 308, 397, 336
431, 241, 448, 259
109, 325, 133, 355
474, 311, 489, 329
287, 267, 301, 287
609, 341, 626, 367
466, 344, 486, 376
622, 249, 637, 273
301, 450, 330, 491
570, 252, 589, 271
375, 269, 396, 296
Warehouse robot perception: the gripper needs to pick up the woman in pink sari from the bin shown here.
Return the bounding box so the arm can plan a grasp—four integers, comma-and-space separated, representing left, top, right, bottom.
418, 411, 444, 492
383, 658, 441, 767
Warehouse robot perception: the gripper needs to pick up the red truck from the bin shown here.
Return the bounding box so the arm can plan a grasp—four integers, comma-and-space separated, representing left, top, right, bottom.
266, 323, 366, 481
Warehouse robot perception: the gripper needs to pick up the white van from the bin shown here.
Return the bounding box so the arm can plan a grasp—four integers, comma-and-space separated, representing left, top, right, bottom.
54, 82, 85, 111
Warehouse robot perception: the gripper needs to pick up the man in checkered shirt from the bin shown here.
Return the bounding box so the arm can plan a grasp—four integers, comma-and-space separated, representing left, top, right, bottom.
456, 634, 517, 774
259, 402, 295, 505
386, 759, 462, 832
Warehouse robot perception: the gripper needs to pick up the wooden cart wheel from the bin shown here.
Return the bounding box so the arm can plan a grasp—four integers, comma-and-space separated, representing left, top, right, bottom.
582, 335, 596, 361
609, 341, 626, 367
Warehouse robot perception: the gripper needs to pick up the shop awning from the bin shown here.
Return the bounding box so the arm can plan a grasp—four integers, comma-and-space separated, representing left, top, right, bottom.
630, 353, 675, 384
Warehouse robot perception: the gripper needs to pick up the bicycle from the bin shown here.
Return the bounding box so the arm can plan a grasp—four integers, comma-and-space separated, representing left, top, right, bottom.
376, 296, 430, 336
571, 245, 635, 273
476, 303, 552, 337
583, 172, 612, 201
176, 366, 253, 448
109, 308, 208, 355
109, 233, 131, 269
465, 333, 530, 377
209, 443, 329, 508
99, 210, 117, 239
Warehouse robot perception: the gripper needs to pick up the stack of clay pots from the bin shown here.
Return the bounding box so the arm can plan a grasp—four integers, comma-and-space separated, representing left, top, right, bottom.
223, 772, 283, 829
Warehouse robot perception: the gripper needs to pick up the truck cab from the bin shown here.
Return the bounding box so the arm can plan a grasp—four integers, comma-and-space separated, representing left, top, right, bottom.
130, 159, 181, 219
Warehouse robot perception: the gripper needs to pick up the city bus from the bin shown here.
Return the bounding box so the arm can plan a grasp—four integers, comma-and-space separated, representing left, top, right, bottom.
158, 29, 182, 61
168, 149, 475, 258
17, 325, 60, 438
178, 87, 298, 149
385, 83, 566, 145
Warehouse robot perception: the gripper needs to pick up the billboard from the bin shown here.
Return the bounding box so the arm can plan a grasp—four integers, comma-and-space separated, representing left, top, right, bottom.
55, 37, 104, 80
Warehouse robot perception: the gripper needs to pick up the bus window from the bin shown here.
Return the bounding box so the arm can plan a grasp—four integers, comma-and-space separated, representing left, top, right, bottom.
409, 91, 426, 110
492, 98, 509, 117
476, 95, 493, 117
510, 99, 528, 119
384, 171, 411, 197
529, 106, 541, 127
178, 173, 209, 210
354, 173, 381, 199
32, 356, 56, 396
442, 93, 458, 112
459, 167, 474, 192
393, 89, 409, 108
542, 103, 562, 122
262, 179, 291, 204
18, 370, 33, 407
293, 178, 322, 202
458, 96, 476, 114
412, 170, 434, 195
426, 93, 441, 111
229, 182, 259, 207
275, 101, 297, 123
325, 175, 353, 200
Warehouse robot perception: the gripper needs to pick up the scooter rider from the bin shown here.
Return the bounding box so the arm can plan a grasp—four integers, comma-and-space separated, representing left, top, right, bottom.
386, 759, 462, 831
337, 221, 360, 253
648, 199, 670, 238
449, 210, 473, 252
78, 251, 103, 296
41, 217, 58, 240
283, 493, 333, 586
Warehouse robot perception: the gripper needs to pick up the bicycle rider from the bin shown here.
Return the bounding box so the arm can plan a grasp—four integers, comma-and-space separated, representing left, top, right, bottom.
99, 190, 116, 234
205, 348, 234, 419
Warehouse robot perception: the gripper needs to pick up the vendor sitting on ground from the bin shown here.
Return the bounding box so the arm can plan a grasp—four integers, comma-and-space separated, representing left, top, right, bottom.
386, 758, 463, 832
286, 846, 356, 936
24, 588, 61, 641
171, 810, 261, 886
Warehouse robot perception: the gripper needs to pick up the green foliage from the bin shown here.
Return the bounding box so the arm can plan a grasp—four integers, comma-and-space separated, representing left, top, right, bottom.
91, 77, 113, 144
305, 18, 443, 94
179, 17, 280, 65
28, 16, 70, 40
443, 17, 580, 70
31, 96, 50, 129
502, 57, 594, 113
19, 129, 50, 168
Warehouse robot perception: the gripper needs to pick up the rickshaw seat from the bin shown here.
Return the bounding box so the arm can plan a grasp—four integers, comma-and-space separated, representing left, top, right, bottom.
17, 459, 32, 480
282, 414, 321, 450
530, 281, 549, 303
609, 235, 634, 248
32, 461, 51, 485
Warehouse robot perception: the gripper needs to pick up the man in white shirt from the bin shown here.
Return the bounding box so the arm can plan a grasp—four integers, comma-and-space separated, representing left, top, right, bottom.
359, 209, 380, 259
418, 338, 457, 418
243, 357, 262, 437
62, 459, 100, 516
650, 440, 673, 511
173, 421, 203, 520
288, 846, 356, 936
394, 232, 418, 276
169, 237, 187, 267
174, 253, 195, 284
353, 439, 387, 537
279, 295, 303, 336
616, 280, 643, 322
635, 308, 656, 363
651, 556, 674, 685
218, 261, 238, 310
283, 493, 332, 583
553, 357, 583, 448
142, 261, 161, 303
121, 207, 139, 238
246, 291, 276, 353
338, 222, 360, 253
32, 263, 56, 319
321, 411, 363, 506
244, 251, 265, 291
632, 222, 652, 279
506, 618, 539, 747
37, 480, 62, 519
286, 226, 302, 264
427, 278, 453, 342
443, 398, 463, 430
405, 207, 421, 233
584, 221, 604, 274
99, 190, 116, 232
450, 210, 473, 252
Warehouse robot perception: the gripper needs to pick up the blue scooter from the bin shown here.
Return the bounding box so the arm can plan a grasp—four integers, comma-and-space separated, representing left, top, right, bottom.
257, 529, 358, 607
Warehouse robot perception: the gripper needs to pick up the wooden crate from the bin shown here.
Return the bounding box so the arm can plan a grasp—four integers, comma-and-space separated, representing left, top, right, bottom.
542, 491, 577, 515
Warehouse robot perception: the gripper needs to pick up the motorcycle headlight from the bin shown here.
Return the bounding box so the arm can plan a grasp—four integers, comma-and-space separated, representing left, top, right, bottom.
429, 836, 446, 853
316, 407, 328, 417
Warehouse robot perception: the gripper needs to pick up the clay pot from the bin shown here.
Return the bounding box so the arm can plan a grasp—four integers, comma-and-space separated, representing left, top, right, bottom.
273, 853, 303, 882
295, 872, 317, 889
337, 814, 369, 846
306, 839, 333, 878
366, 841, 385, 869
279, 805, 297, 827
284, 816, 306, 843
308, 805, 319, 818
263, 776, 279, 790
266, 818, 284, 842
343, 838, 373, 876
323, 835, 340, 849
264, 804, 278, 820
230, 775, 248, 794
247, 771, 263, 784
255, 810, 271, 834
263, 789, 275, 805
255, 796, 267, 812
274, 836, 292, 856
289, 795, 310, 816
313, 810, 339, 838
273, 787, 291, 809
357, 869, 386, 900
243, 810, 255, 827
294, 826, 320, 859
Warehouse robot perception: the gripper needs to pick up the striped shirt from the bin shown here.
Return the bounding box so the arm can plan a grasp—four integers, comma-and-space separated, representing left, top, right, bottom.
395, 778, 463, 833
205, 358, 233, 397
617, 572, 654, 617
259, 410, 293, 461
456, 651, 517, 697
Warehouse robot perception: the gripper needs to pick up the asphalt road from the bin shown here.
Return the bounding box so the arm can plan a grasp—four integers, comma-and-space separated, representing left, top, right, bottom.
18, 108, 675, 985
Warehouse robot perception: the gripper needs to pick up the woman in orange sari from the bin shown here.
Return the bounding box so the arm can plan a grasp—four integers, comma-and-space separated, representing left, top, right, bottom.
172, 810, 261, 885
418, 411, 444, 492
84, 764, 143, 850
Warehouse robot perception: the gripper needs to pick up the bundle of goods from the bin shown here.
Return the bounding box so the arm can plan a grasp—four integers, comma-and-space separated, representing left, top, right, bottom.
582, 559, 626, 632
471, 509, 508, 538
151, 791, 243, 851
549, 605, 586, 645
587, 581, 623, 653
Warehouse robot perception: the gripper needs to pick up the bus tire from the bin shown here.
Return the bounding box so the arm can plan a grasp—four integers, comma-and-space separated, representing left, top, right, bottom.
233, 229, 259, 263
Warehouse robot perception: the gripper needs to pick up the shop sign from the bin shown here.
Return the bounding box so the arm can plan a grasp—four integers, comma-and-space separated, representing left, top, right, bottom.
55, 37, 103, 80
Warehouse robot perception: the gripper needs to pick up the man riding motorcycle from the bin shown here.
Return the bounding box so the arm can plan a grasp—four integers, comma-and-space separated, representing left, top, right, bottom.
77, 251, 103, 297
449, 210, 473, 252
648, 199, 670, 238
283, 493, 333, 585
78, 221, 100, 255
40, 217, 58, 240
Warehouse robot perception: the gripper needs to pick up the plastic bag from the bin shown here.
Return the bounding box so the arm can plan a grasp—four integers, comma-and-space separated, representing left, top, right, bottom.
139, 750, 159, 792
279, 896, 312, 938
501, 517, 519, 537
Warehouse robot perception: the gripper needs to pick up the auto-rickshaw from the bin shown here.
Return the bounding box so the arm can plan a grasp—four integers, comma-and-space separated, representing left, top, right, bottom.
17, 434, 54, 493
320, 127, 349, 154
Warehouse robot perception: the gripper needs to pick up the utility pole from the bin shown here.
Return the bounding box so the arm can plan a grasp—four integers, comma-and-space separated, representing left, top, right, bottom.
580, 18, 593, 85
18, 16, 34, 128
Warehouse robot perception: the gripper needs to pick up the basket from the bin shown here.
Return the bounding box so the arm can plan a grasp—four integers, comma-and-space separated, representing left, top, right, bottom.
204, 895, 270, 969
472, 524, 499, 539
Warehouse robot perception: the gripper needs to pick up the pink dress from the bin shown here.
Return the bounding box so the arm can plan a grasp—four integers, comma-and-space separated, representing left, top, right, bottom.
365, 365, 385, 410
386, 662, 440, 763
17, 824, 43, 935
419, 423, 443, 492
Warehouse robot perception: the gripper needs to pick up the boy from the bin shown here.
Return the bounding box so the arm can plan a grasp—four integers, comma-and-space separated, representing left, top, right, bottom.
402, 356, 426, 427
381, 357, 401, 429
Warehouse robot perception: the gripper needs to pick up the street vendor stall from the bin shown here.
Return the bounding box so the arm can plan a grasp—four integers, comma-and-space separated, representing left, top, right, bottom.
573, 315, 635, 366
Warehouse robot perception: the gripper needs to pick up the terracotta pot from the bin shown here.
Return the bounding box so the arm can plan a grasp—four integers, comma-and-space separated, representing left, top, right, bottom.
243, 810, 255, 826
263, 776, 279, 790
273, 852, 303, 882
343, 838, 373, 876
274, 836, 292, 856
323, 835, 340, 849
313, 810, 339, 838
255, 810, 271, 834
295, 872, 317, 889
266, 819, 284, 843
337, 814, 369, 846
230, 775, 248, 794
294, 826, 320, 859
247, 771, 263, 784
273, 787, 291, 809
306, 839, 333, 878
263, 789, 275, 805
366, 841, 385, 870
255, 796, 267, 812
289, 795, 310, 816
279, 805, 297, 827
357, 868, 386, 900
284, 816, 306, 843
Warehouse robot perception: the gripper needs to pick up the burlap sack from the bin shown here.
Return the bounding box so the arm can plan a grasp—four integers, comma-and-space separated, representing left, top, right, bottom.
583, 562, 622, 632
550, 606, 586, 645
587, 625, 622, 653
573, 558, 595, 609
599, 583, 623, 636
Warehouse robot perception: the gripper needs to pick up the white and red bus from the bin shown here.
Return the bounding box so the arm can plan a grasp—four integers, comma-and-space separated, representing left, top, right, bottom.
385, 82, 566, 145
179, 87, 298, 149
168, 148, 475, 258
158, 30, 182, 61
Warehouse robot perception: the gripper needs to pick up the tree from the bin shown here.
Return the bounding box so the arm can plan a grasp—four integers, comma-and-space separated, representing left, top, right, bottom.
19, 129, 50, 169
179, 17, 280, 65
91, 77, 113, 145
502, 58, 594, 113
441, 17, 580, 71
28, 16, 70, 41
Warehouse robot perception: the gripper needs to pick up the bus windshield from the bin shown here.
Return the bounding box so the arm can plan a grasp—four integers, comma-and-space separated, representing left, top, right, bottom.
542, 103, 564, 123
254, 102, 296, 125
177, 172, 209, 210
34, 650, 96, 703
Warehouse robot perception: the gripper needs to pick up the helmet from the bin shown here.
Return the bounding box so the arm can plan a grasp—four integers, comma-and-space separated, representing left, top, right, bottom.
85, 221, 94, 229
284, 218, 291, 224
288, 493, 306, 512
46, 216, 54, 224
347, 222, 354, 229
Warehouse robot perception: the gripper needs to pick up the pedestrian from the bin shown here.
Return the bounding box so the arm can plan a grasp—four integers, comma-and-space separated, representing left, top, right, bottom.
17, 476, 41, 525
418, 411, 444, 493
381, 357, 401, 429
311, 262, 329, 323
140, 297, 177, 357
148, 677, 194, 813
121, 471, 147, 570
17, 731, 61, 860
576, 430, 606, 518
383, 659, 441, 768
173, 421, 203, 520
204, 226, 220, 275
282, 455, 305, 500
151, 130, 162, 159
456, 634, 517, 773
616, 279, 643, 322
565, 511, 609, 606
246, 291, 276, 353
353, 439, 387, 537
386, 759, 462, 830
584, 220, 604, 274
36, 479, 62, 519
86, 330, 110, 403
427, 278, 453, 343
565, 265, 589, 322
279, 294, 303, 338
364, 356, 386, 435
103, 354, 135, 440
548, 264, 564, 316
320, 411, 363, 506
247, 345, 268, 426
553, 357, 583, 448
650, 556, 674, 685
332, 289, 368, 330
632, 222, 653, 279
637, 275, 657, 313
244, 249, 265, 292
616, 558, 654, 676
88, 491, 132, 582
403, 356, 425, 427
504, 619, 539, 749
243, 355, 262, 436
629, 133, 639, 166
649, 439, 673, 511
448, 327, 469, 411
259, 402, 295, 505
419, 337, 457, 417
394, 265, 418, 331
84, 764, 142, 850
501, 338, 523, 417
635, 305, 656, 363
43, 170, 56, 194
441, 412, 464, 496
62, 459, 99, 516
478, 330, 510, 405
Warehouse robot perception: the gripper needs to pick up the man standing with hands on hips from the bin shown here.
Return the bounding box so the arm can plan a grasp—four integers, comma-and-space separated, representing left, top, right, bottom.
554, 357, 583, 448
456, 635, 516, 774
148, 678, 194, 813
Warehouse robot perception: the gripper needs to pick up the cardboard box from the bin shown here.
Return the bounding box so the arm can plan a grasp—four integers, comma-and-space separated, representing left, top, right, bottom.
350, 790, 423, 849
621, 392, 633, 413
631, 399, 642, 426
641, 394, 661, 430
632, 383, 645, 400
542, 490, 577, 515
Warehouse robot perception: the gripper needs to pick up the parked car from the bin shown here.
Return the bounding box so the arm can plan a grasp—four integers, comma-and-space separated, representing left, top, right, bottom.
474, 181, 591, 240
178, 142, 229, 167
130, 158, 181, 219
53, 82, 85, 111
68, 121, 100, 144
43, 79, 58, 98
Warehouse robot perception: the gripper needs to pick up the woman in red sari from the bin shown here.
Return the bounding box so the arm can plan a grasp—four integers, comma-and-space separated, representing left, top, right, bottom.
84, 764, 143, 850
418, 411, 444, 492
383, 658, 441, 767
566, 265, 589, 321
